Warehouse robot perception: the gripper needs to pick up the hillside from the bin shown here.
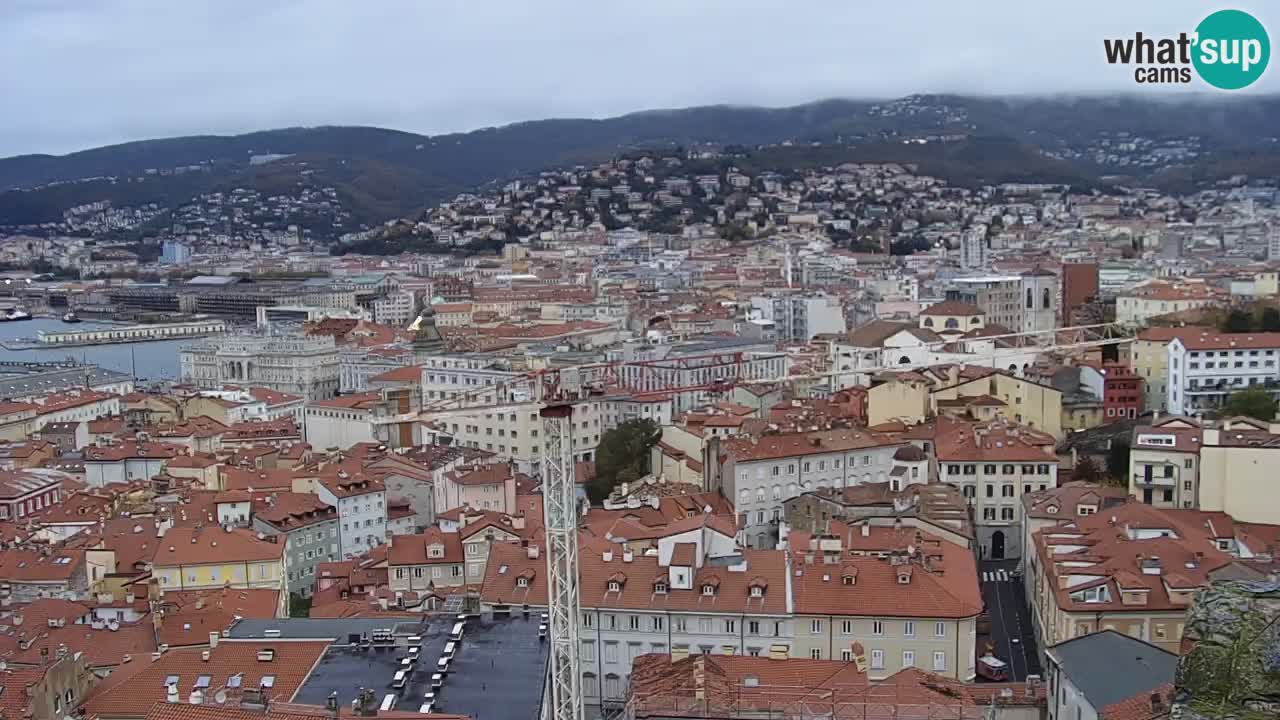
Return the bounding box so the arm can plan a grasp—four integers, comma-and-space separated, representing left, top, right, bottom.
2, 94, 1279, 232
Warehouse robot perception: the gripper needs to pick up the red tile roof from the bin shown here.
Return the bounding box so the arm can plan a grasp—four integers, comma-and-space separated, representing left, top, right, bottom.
152, 526, 285, 567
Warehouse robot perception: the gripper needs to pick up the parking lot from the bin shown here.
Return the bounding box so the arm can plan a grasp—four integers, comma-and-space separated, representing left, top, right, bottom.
977, 558, 1041, 681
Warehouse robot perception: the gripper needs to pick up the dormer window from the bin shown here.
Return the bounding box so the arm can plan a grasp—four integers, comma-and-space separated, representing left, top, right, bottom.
750, 586, 763, 598
428, 545, 444, 558
1046, 505, 1059, 514
607, 581, 621, 593
702, 584, 716, 596
842, 575, 855, 586
653, 582, 668, 594
516, 577, 529, 588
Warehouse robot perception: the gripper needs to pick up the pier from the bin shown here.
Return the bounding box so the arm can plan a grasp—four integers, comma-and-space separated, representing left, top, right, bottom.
23, 319, 229, 347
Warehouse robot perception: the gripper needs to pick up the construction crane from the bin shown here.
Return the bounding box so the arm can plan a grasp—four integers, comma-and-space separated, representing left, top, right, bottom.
411, 320, 1135, 720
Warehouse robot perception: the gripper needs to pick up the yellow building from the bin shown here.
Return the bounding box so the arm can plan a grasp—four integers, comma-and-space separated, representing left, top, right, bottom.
867, 377, 930, 425
1116, 283, 1216, 327
151, 526, 287, 614
1197, 421, 1280, 524
1131, 326, 1213, 413
929, 367, 1063, 439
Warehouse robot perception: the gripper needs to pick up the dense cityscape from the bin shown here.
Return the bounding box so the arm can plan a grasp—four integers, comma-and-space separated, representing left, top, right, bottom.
2, 6, 1280, 720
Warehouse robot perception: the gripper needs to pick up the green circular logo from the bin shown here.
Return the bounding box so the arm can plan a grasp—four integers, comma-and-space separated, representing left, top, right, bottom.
1193, 9, 1270, 90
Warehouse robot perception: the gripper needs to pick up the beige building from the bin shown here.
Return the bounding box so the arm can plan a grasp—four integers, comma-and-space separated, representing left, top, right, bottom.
433, 462, 521, 515
1197, 420, 1280, 525
1127, 416, 1202, 509
930, 367, 1064, 439
1131, 326, 1215, 412
1027, 500, 1238, 653
918, 300, 985, 335
867, 377, 930, 426
388, 527, 466, 593
787, 521, 981, 680
1116, 282, 1216, 326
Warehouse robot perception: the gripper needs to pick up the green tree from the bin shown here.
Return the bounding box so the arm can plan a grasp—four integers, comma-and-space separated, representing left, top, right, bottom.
1105, 439, 1131, 487
1072, 456, 1102, 484
1221, 386, 1278, 421
1260, 306, 1280, 332
1221, 308, 1255, 333
288, 594, 312, 618
589, 419, 662, 504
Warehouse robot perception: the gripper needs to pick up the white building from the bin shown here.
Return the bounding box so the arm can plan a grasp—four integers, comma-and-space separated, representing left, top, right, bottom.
705, 430, 905, 549
959, 225, 986, 270
315, 471, 388, 559
1166, 331, 1280, 416
180, 333, 342, 401
749, 293, 846, 343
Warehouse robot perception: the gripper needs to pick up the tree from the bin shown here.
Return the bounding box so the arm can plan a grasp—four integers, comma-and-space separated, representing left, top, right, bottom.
1261, 306, 1280, 332
1072, 456, 1102, 484
1222, 308, 1255, 333
288, 594, 312, 618
588, 419, 662, 504
1222, 386, 1278, 421
1105, 439, 1131, 486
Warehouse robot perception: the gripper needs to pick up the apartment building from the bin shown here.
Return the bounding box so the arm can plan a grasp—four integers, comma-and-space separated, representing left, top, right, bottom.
783, 481, 972, 542
1027, 501, 1235, 652
388, 527, 466, 595
151, 527, 287, 612
787, 521, 981, 680
439, 507, 535, 584
83, 441, 186, 487
434, 462, 521, 515
0, 468, 65, 521
748, 293, 847, 343
481, 523, 794, 710
424, 397, 615, 473
303, 386, 421, 451
1102, 363, 1143, 420
705, 429, 905, 549
314, 470, 387, 559
1127, 416, 1202, 509
251, 492, 340, 598
1116, 282, 1216, 327
1131, 326, 1212, 413
1166, 330, 1280, 416
935, 418, 1060, 561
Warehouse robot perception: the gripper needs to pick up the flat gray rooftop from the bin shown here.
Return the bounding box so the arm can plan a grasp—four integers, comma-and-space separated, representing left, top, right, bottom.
236, 613, 547, 720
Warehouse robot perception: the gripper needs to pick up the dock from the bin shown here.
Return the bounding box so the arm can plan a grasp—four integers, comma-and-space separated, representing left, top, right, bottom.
2, 319, 230, 349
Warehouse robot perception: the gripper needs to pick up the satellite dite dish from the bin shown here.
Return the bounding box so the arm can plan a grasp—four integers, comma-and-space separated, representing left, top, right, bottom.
214, 690, 229, 705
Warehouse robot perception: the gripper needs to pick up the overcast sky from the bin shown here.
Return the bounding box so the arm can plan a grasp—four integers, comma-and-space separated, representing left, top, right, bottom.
1, 0, 1276, 157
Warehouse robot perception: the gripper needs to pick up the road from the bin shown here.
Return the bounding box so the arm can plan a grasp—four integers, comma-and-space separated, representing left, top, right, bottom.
977, 558, 1041, 681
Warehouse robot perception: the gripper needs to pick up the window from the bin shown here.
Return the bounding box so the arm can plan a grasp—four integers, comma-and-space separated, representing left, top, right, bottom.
724, 619, 737, 634
652, 616, 664, 632
629, 615, 640, 630
604, 642, 619, 663
985, 485, 994, 498
841, 620, 853, 635
583, 613, 593, 628
903, 621, 914, 638
583, 672, 598, 697
1002, 464, 1015, 475
748, 620, 760, 635
841, 648, 853, 662
872, 620, 884, 636
935, 622, 946, 638
870, 650, 884, 669
902, 650, 915, 668
810, 619, 823, 634
1001, 507, 1015, 521
933, 651, 947, 672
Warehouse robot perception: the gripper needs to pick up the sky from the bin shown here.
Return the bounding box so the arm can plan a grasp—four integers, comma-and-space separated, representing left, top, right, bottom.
1, 0, 1277, 157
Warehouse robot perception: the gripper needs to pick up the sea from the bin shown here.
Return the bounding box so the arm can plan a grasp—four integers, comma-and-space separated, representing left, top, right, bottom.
0, 318, 186, 381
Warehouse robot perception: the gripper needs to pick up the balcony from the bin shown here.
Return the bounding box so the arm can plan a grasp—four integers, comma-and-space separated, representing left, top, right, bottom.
1132, 472, 1176, 487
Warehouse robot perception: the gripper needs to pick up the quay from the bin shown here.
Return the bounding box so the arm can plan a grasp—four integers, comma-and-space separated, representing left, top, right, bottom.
21, 319, 229, 347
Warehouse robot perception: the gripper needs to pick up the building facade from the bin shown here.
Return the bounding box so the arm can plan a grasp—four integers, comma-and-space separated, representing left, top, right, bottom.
180, 334, 342, 401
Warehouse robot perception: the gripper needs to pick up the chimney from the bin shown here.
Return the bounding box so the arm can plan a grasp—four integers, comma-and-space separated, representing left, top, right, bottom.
166, 682, 180, 704
209, 631, 219, 649
190, 688, 205, 705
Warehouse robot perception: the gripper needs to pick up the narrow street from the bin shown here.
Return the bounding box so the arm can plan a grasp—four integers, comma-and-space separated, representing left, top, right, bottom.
977, 558, 1041, 681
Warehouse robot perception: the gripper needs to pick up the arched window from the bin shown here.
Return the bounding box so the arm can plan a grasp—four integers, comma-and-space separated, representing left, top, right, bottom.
971, 317, 981, 324
1008, 364, 1018, 372
755, 488, 765, 503
944, 318, 959, 329
923, 317, 934, 327
1026, 288, 1033, 309
1043, 287, 1051, 309
898, 356, 912, 364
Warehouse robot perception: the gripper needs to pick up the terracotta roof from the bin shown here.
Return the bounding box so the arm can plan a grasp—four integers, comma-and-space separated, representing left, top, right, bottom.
920, 300, 983, 316
789, 523, 981, 618
152, 526, 285, 567
84, 441, 186, 462
481, 540, 789, 615
254, 492, 337, 531
84, 639, 331, 718
1022, 481, 1129, 520
156, 588, 282, 647
369, 365, 423, 383
388, 528, 464, 566
721, 429, 902, 463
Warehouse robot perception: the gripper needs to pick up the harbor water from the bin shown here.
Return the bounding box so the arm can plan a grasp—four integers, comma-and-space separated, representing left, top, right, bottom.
0, 318, 185, 381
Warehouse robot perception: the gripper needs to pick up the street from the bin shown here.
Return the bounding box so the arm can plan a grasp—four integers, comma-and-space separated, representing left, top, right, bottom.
977, 558, 1041, 681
